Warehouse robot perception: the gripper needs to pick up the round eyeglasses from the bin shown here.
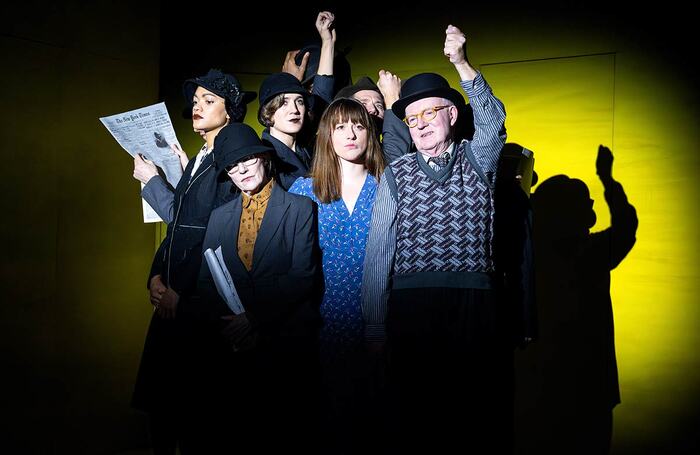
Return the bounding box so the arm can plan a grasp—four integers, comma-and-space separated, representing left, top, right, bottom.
403, 105, 451, 128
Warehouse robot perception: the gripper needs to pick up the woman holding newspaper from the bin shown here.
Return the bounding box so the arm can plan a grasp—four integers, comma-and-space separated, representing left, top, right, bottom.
197, 122, 322, 453
131, 69, 256, 454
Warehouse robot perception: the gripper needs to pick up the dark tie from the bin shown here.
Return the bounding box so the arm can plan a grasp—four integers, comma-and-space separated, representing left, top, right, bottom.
428, 152, 451, 169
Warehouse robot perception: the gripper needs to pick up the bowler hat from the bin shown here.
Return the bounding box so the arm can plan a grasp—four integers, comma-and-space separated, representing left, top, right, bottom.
214, 123, 274, 171
334, 76, 381, 100
391, 73, 465, 119
183, 69, 256, 118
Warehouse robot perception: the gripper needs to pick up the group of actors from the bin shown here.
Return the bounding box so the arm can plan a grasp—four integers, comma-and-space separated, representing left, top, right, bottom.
129, 11, 530, 455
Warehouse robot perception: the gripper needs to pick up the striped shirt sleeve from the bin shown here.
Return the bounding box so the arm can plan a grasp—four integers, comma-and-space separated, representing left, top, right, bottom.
460, 72, 507, 177
361, 167, 398, 341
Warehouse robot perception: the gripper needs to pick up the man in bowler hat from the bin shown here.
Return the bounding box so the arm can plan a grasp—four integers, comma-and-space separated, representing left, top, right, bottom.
361, 25, 511, 452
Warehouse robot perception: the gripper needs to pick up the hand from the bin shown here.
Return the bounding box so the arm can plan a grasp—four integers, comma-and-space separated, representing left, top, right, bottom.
315, 11, 336, 43
597, 145, 614, 182
377, 70, 402, 109
444, 24, 467, 65
170, 143, 189, 171
149, 275, 167, 308
133, 153, 158, 184
155, 287, 179, 319
221, 312, 258, 352
282, 49, 309, 81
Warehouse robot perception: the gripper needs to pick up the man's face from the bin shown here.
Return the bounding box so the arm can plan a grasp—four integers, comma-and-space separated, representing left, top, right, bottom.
353, 90, 385, 120
405, 97, 457, 156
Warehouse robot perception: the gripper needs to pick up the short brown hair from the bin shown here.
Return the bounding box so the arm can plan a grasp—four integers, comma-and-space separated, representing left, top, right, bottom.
311, 98, 385, 203
258, 93, 286, 127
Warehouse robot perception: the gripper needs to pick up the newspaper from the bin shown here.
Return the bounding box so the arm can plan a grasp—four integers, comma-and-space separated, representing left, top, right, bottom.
99, 102, 184, 223
204, 246, 245, 315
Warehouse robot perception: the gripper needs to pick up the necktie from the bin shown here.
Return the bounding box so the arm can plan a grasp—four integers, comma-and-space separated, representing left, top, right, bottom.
428, 152, 451, 169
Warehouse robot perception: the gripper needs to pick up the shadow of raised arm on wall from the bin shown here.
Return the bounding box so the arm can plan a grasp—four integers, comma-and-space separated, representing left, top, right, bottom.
514, 145, 638, 455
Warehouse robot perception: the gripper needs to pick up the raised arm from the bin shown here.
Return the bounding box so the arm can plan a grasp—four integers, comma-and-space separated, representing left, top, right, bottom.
309, 11, 337, 106
445, 25, 506, 178
596, 145, 638, 269
378, 69, 412, 163
316, 11, 336, 76
444, 24, 477, 81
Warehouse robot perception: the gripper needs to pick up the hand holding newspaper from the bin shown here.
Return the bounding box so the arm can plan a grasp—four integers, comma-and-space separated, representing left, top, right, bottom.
204, 246, 245, 315
99, 102, 183, 223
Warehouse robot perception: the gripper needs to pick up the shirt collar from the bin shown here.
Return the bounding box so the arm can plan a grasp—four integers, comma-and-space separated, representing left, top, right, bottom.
241, 179, 274, 208
419, 142, 455, 163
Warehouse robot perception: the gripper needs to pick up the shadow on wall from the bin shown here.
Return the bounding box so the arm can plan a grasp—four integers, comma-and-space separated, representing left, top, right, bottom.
515, 145, 638, 455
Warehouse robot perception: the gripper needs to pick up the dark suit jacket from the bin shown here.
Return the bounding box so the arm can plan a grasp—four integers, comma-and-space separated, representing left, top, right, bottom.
262, 129, 313, 191
198, 183, 321, 343
146, 151, 236, 295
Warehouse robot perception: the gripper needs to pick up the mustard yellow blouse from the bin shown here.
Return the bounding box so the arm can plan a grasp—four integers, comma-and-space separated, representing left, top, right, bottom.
237, 179, 274, 271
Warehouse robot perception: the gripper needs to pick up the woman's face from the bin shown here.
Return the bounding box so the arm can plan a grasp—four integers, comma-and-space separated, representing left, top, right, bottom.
227, 155, 268, 194
271, 93, 306, 135
331, 120, 368, 164
191, 86, 229, 132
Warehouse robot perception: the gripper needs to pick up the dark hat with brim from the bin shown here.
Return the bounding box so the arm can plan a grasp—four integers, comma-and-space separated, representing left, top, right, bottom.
257, 72, 309, 118
334, 76, 381, 100
295, 44, 321, 86
392, 72, 465, 119
183, 69, 256, 118
295, 44, 352, 92
213, 123, 274, 171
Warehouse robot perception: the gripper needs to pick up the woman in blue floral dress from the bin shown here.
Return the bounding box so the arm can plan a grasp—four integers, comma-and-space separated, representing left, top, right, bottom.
289, 98, 386, 453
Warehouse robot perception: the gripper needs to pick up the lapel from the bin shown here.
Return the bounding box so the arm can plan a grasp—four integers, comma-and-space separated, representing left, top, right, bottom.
263, 130, 308, 172
188, 151, 214, 190
175, 156, 197, 193
251, 184, 290, 273
218, 197, 250, 278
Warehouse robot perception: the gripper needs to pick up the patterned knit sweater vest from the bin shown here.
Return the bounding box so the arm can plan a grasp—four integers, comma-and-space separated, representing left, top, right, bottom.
390, 141, 496, 275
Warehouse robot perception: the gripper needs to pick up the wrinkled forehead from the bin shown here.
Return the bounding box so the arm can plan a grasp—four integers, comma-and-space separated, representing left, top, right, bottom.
353, 89, 383, 104
405, 96, 450, 115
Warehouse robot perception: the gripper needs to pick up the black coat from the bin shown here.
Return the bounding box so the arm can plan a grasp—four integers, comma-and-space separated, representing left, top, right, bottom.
262, 129, 313, 191
198, 183, 321, 340
195, 183, 323, 452
149, 152, 236, 297
132, 151, 235, 413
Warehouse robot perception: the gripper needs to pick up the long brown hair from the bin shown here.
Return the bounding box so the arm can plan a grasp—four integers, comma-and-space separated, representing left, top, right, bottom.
311, 98, 385, 203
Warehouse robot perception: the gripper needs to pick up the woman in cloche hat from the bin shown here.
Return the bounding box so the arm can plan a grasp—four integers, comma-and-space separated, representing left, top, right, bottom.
131, 68, 256, 453
196, 122, 322, 452
258, 11, 336, 190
